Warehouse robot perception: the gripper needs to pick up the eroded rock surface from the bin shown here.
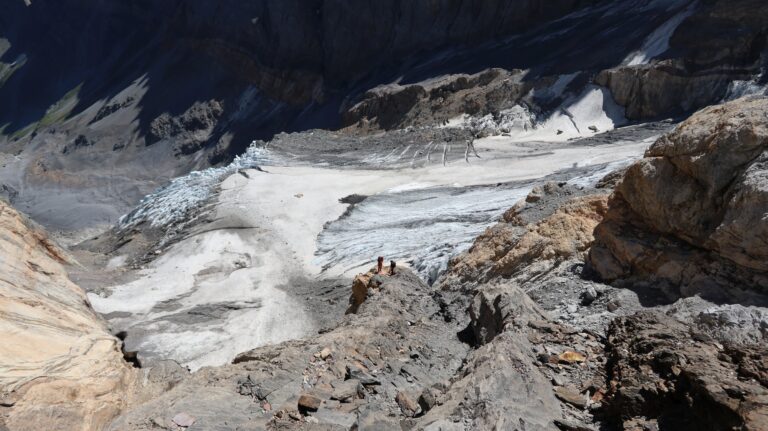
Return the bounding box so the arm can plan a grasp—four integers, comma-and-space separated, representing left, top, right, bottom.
342, 68, 535, 132
0, 201, 134, 430
442, 183, 609, 288
107, 269, 472, 430
603, 312, 768, 431
590, 96, 768, 299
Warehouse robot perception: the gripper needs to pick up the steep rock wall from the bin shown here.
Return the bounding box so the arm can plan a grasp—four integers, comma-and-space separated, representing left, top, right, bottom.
589, 96, 768, 298
0, 200, 133, 430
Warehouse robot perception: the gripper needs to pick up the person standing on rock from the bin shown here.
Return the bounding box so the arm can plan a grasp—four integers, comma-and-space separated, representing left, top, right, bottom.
389, 260, 396, 275
377, 256, 384, 274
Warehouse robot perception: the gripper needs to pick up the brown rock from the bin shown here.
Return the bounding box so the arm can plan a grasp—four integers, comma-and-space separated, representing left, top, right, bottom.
590, 97, 768, 295
558, 351, 586, 364
395, 391, 420, 417
319, 347, 333, 360
554, 387, 588, 409
603, 312, 768, 430
0, 201, 135, 430
443, 194, 609, 286
298, 394, 322, 412
346, 270, 387, 314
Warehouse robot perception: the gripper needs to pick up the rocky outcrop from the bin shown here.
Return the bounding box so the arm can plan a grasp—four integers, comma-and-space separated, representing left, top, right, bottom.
346, 269, 388, 314
444, 183, 609, 287
596, 64, 739, 120
103, 263, 601, 430
603, 312, 768, 430
421, 287, 563, 431
148, 100, 224, 156
597, 0, 768, 120
589, 96, 768, 298
342, 68, 535, 132
0, 201, 134, 430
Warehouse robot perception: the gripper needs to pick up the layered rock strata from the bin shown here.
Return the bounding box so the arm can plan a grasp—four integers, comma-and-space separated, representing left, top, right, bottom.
597, 0, 768, 119
589, 96, 768, 300
0, 200, 134, 430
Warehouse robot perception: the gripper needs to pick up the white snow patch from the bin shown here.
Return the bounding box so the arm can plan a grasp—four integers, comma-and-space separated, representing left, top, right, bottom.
624, 1, 697, 66
532, 73, 580, 101
724, 77, 768, 101
92, 195, 314, 370
499, 86, 627, 143
106, 255, 127, 270
446, 86, 627, 143
387, 182, 436, 193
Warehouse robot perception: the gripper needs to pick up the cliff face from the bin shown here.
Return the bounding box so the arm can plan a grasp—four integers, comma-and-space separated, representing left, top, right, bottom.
0, 0, 604, 229
0, 200, 133, 430
597, 0, 768, 120
3, 1, 764, 233
589, 96, 768, 299
2, 0, 765, 161
0, 0, 590, 116
174, 0, 591, 91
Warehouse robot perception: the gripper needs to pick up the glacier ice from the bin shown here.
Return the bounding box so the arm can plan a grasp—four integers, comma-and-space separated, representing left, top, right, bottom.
118, 145, 281, 230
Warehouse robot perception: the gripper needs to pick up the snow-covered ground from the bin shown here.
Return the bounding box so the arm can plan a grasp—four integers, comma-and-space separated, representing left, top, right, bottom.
449, 85, 628, 143
89, 125, 660, 370
623, 0, 698, 66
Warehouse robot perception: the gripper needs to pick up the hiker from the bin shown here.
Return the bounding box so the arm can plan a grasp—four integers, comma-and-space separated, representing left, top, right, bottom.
377, 256, 384, 274
389, 260, 396, 275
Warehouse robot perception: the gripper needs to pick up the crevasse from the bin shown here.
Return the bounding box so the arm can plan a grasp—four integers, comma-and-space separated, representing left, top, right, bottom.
118, 144, 280, 230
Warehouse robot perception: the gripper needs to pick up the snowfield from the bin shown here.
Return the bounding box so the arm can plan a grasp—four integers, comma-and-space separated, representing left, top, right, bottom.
90, 115, 662, 369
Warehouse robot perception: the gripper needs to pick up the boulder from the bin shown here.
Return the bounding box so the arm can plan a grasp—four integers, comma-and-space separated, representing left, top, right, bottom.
468, 284, 547, 345
331, 380, 362, 402
554, 387, 588, 409
395, 391, 420, 417
590, 97, 768, 296
298, 394, 322, 412
346, 272, 374, 314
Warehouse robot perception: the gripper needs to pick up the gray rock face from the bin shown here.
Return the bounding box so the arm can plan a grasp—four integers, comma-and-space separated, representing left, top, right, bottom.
421, 284, 563, 431
597, 0, 768, 120
148, 100, 224, 156
0, 0, 588, 117
468, 283, 547, 345
342, 68, 534, 131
